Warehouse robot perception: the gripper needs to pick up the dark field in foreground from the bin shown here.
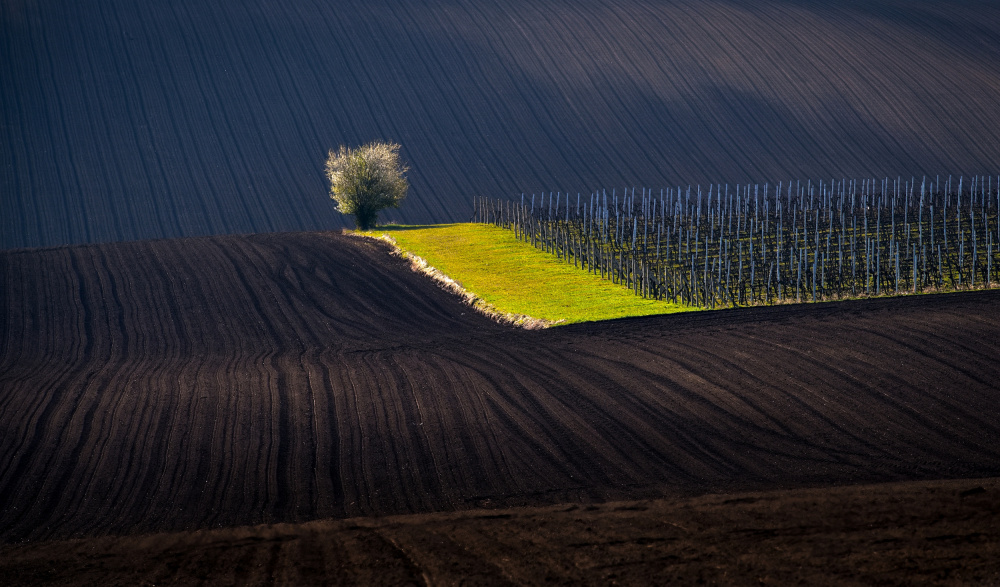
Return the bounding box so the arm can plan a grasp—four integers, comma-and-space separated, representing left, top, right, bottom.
2, 232, 999, 548
4, 0, 1000, 249
3, 478, 998, 586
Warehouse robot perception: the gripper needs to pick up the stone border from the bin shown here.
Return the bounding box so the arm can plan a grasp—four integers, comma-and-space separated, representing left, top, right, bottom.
352, 231, 559, 329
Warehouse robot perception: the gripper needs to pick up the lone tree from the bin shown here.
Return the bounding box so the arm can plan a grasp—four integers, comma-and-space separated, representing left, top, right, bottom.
325, 141, 409, 230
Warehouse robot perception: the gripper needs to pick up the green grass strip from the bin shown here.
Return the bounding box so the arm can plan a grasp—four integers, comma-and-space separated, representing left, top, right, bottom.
361, 223, 696, 325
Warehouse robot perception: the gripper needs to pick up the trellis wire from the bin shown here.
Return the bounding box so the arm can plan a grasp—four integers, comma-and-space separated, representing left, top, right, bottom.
472, 176, 1000, 308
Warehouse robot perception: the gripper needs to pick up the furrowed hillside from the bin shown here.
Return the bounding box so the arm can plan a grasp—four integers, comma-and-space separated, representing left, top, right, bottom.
2, 232, 999, 543
3, 0, 1000, 248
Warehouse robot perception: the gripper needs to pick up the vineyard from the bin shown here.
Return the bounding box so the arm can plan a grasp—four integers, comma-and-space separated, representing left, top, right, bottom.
475, 176, 1000, 308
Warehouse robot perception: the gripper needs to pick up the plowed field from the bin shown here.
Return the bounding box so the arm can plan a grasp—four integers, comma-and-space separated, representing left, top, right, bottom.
3, 479, 998, 585
4, 0, 1000, 248
2, 232, 999, 548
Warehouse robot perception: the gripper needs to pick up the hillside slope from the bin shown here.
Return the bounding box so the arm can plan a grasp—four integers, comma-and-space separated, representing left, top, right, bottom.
2, 232, 999, 543
3, 0, 1000, 248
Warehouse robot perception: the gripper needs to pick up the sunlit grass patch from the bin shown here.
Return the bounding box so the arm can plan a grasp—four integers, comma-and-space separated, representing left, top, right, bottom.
360, 223, 694, 325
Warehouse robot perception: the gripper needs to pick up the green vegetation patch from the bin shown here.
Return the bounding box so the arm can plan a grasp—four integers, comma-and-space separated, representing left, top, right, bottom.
363, 223, 694, 325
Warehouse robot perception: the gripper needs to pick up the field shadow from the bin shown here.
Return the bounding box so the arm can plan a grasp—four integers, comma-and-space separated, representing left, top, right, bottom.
3, 0, 999, 249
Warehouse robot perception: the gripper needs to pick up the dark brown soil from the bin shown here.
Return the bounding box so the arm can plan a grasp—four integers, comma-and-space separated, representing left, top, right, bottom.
2, 232, 999, 582
3, 232, 999, 534
2, 478, 997, 586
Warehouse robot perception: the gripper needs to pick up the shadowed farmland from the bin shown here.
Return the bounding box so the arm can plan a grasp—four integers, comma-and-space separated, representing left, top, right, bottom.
3, 0, 1000, 248
2, 232, 999, 543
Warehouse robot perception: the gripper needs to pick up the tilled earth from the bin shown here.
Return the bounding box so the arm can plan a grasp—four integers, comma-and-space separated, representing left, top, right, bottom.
6, 0, 1000, 250
2, 479, 998, 586
2, 232, 999, 582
